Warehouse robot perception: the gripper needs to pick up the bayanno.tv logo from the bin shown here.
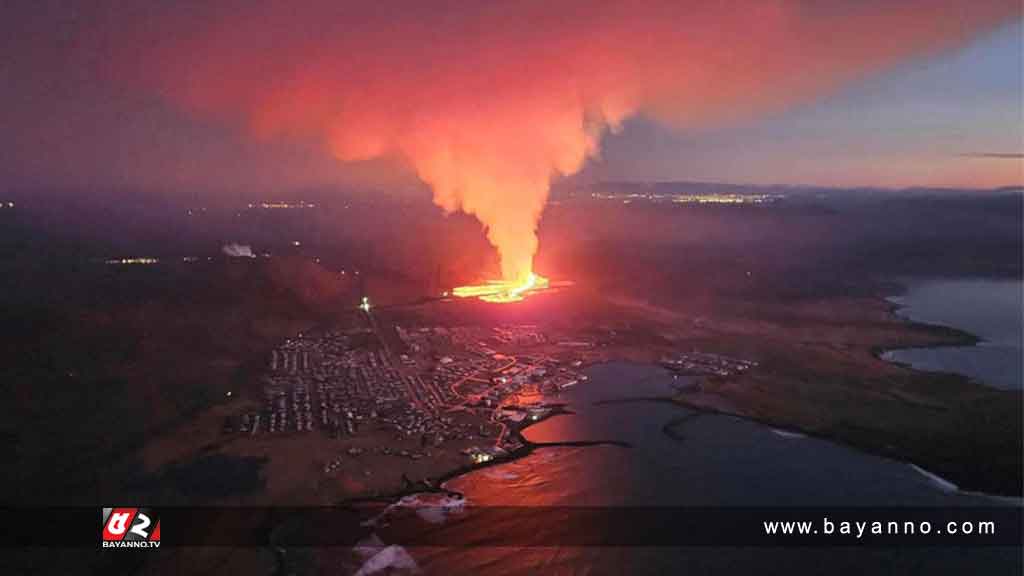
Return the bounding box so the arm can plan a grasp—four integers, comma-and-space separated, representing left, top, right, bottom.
101, 508, 161, 549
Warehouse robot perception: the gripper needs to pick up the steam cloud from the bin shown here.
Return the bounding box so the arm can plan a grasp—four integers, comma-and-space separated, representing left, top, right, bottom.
115, 1, 1019, 281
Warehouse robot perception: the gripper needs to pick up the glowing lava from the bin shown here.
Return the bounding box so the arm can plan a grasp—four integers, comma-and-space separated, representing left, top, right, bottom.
453, 273, 550, 303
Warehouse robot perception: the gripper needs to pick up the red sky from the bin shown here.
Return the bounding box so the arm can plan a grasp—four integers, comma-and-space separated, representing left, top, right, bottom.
3, 0, 1018, 278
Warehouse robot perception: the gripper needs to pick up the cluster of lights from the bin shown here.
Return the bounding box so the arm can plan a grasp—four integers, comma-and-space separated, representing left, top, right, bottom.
452, 273, 549, 303
247, 201, 317, 209
471, 452, 495, 464
0, 201, 14, 208
590, 192, 783, 205
105, 257, 160, 265
670, 193, 782, 204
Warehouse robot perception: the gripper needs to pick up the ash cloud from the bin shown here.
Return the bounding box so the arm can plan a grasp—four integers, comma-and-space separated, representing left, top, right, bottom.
109, 1, 1019, 281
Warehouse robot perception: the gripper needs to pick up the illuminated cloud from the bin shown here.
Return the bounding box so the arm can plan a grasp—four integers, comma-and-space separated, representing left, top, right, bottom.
107, 0, 1020, 280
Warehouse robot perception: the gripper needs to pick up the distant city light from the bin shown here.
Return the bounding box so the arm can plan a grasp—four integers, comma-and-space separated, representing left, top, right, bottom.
104, 257, 160, 265
247, 201, 317, 210
590, 192, 784, 205
359, 296, 372, 312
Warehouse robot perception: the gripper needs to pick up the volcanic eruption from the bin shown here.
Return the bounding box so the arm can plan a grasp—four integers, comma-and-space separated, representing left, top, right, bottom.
107, 0, 1019, 302
452, 273, 551, 303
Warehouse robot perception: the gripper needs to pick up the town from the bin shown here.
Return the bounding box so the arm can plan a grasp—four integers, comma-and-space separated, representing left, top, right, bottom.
661, 350, 758, 377
222, 322, 594, 466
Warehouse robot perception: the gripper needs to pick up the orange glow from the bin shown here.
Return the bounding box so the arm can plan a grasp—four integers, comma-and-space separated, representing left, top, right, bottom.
454, 272, 550, 303
115, 1, 1020, 274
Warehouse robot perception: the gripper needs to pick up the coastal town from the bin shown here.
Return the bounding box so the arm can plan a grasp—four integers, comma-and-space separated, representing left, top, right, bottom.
222, 322, 596, 468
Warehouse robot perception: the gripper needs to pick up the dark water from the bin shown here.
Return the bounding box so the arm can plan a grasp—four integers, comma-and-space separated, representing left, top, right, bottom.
883, 279, 1022, 389
361, 363, 1019, 575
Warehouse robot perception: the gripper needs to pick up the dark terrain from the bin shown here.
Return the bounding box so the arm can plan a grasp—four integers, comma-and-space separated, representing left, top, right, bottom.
1, 183, 1020, 503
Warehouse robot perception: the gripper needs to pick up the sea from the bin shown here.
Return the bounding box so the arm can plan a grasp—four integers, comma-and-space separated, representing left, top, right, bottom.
883, 278, 1022, 389
351, 362, 1021, 575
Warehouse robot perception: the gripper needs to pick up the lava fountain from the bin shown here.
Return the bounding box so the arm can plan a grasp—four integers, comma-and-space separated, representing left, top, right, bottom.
453, 272, 551, 303
104, 1, 1020, 307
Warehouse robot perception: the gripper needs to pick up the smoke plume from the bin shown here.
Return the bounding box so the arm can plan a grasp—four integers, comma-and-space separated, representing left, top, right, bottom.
113, 1, 1019, 281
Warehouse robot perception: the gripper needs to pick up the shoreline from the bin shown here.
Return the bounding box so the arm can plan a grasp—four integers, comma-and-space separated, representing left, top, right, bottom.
327, 285, 1021, 508
590, 378, 1023, 504
332, 402, 629, 507
141, 281, 1020, 522
874, 282, 1022, 392
670, 389, 1022, 502
690, 289, 1021, 497
334, 367, 1020, 548
870, 290, 982, 361
267, 350, 1020, 572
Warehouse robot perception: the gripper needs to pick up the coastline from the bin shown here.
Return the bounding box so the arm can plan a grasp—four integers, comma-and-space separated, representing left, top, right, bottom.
668, 290, 1021, 497
317, 359, 1022, 575
133, 281, 1020, 538
328, 288, 1021, 505
266, 345, 1022, 574
671, 388, 1022, 503
874, 279, 1023, 392
870, 289, 981, 361
332, 402, 629, 507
